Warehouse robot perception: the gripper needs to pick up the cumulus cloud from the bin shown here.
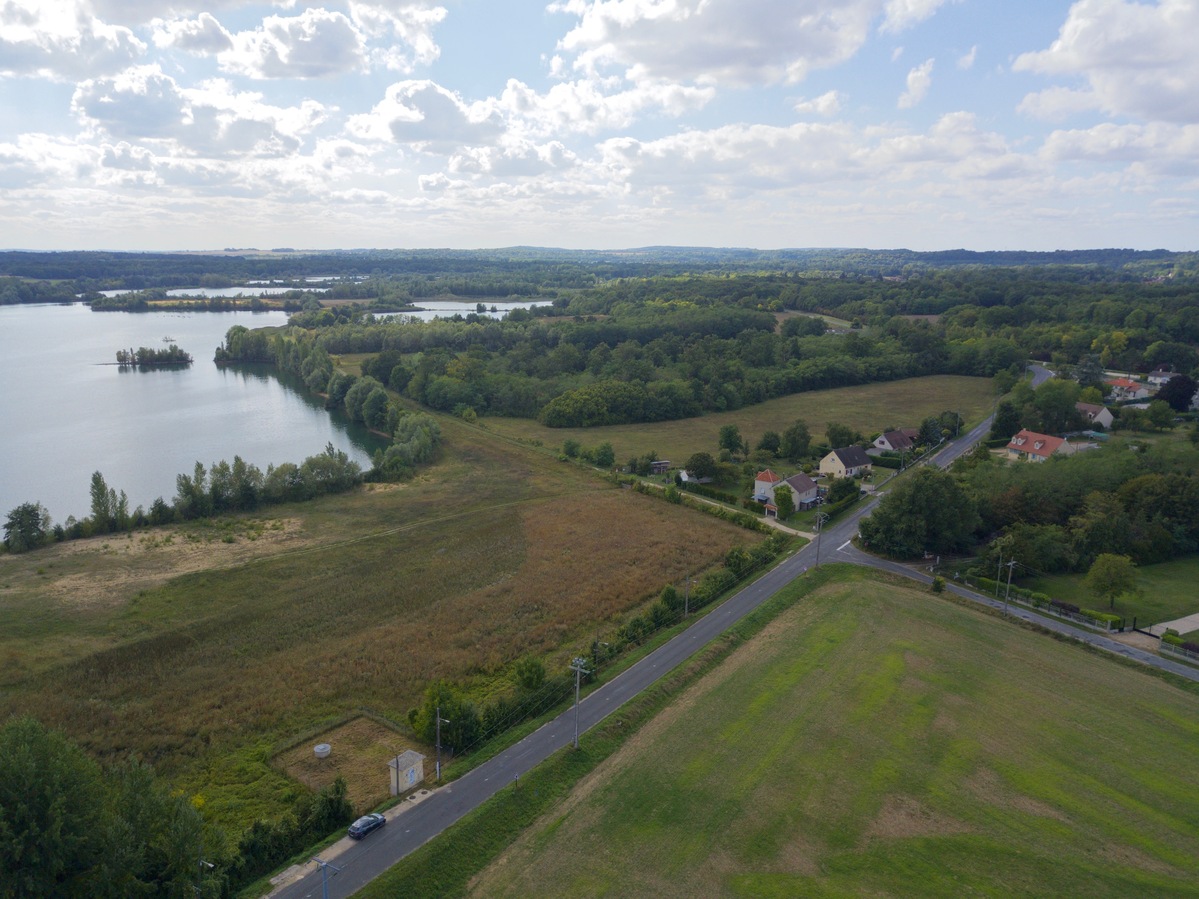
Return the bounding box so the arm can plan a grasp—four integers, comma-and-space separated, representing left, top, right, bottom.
881, 0, 958, 33
0, 0, 144, 80
449, 141, 578, 178
1041, 122, 1199, 175
499, 77, 713, 137
346, 80, 505, 151
72, 66, 328, 156
219, 8, 366, 79
898, 57, 933, 108
151, 13, 233, 54
350, 2, 445, 72
1014, 0, 1199, 123
957, 44, 976, 69
552, 0, 883, 87
794, 90, 843, 117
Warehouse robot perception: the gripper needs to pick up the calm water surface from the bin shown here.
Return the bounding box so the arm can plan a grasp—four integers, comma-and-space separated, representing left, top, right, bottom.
0, 304, 386, 523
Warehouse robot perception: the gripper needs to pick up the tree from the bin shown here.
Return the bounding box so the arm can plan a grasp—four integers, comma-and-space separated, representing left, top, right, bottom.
512, 658, 546, 692
989, 400, 1021, 440
718, 424, 744, 458
592, 441, 615, 468
1156, 374, 1197, 413
780, 420, 811, 461
756, 430, 781, 456
1073, 354, 1106, 392
3, 501, 51, 553
827, 476, 860, 503
89, 470, 112, 533
859, 468, 980, 557
1084, 553, 1137, 610
917, 416, 942, 447
773, 484, 794, 518
685, 452, 718, 481
1147, 399, 1175, 430
826, 421, 856, 449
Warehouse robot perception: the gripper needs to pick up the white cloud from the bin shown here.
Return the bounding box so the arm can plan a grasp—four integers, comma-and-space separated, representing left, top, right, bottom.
1014, 0, 1199, 124
1041, 123, 1199, 175
794, 90, 843, 117
350, 2, 445, 72
499, 77, 713, 137
898, 57, 933, 108
0, 0, 144, 80
151, 13, 233, 54
957, 44, 976, 69
72, 66, 328, 157
346, 80, 505, 151
1018, 86, 1100, 121
219, 8, 367, 79
881, 0, 958, 33
552, 0, 884, 87
449, 141, 578, 178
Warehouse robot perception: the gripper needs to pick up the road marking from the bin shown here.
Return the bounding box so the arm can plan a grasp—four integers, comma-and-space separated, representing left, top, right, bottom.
837, 540, 851, 551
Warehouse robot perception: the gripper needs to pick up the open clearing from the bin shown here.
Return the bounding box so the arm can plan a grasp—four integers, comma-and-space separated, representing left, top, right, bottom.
480, 375, 996, 463
469, 570, 1199, 897
0, 417, 751, 829
1023, 555, 1199, 627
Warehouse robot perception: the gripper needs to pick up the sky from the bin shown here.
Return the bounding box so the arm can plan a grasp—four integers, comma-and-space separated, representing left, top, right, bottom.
0, 0, 1196, 252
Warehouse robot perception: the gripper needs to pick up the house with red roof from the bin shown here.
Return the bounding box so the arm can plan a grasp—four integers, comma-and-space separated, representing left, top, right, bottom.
1006, 429, 1074, 463
1105, 378, 1150, 401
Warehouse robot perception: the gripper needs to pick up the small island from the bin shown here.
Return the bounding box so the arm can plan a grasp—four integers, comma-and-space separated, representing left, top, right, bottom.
115, 344, 194, 367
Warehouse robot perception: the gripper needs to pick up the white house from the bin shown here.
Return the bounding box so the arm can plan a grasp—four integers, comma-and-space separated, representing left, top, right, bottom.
872, 428, 918, 452
1006, 429, 1074, 463
1105, 378, 1150, 401
1075, 402, 1114, 430
1148, 366, 1178, 387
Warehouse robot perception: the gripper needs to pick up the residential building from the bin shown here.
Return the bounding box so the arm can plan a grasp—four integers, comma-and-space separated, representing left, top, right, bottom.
1006, 429, 1074, 463
873, 428, 918, 452
1105, 378, 1150, 401
1075, 402, 1114, 430
819, 446, 873, 478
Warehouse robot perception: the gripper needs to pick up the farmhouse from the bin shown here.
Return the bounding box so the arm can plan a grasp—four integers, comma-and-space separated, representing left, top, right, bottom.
1075, 402, 1114, 430
1006, 429, 1074, 463
872, 428, 918, 452
819, 446, 873, 479
649, 459, 671, 475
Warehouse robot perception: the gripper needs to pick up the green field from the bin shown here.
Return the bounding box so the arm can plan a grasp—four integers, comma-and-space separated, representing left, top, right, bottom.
480, 375, 997, 464
466, 569, 1199, 897
1022, 556, 1199, 626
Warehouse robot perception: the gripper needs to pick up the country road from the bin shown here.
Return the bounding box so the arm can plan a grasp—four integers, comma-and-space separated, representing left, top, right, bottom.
275, 363, 1193, 898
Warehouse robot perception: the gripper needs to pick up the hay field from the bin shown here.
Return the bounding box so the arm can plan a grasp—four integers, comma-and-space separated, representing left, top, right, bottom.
480, 375, 996, 463
469, 570, 1199, 898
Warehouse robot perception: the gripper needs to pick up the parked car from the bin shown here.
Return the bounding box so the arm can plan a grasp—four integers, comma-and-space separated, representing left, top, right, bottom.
347, 813, 386, 840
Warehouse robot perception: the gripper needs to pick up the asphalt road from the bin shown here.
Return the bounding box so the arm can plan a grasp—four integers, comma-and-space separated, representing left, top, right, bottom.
276, 362, 1190, 897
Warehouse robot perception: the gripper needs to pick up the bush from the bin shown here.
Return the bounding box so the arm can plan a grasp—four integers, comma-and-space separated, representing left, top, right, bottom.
1080, 608, 1123, 627
1050, 599, 1080, 614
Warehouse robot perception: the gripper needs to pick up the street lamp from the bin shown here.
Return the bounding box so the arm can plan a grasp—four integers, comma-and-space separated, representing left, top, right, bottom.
435, 705, 451, 782
194, 856, 214, 897
813, 499, 829, 568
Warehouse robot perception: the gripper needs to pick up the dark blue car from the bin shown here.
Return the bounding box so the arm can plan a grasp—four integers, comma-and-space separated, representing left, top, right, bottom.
347, 813, 386, 839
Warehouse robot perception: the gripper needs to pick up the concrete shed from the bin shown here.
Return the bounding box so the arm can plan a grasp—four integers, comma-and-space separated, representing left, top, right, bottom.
388, 750, 426, 796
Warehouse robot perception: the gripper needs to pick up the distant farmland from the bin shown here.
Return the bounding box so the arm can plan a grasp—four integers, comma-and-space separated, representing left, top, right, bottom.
481, 374, 996, 463
469, 569, 1199, 897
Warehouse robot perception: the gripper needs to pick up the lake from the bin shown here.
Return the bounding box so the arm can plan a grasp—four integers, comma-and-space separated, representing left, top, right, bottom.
0, 304, 388, 524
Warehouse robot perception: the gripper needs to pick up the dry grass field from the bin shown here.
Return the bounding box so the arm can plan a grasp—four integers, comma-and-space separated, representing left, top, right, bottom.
0, 416, 751, 828
480, 375, 996, 463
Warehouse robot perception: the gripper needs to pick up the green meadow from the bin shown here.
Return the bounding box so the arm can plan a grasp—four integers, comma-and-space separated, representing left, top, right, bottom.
1022, 555, 1199, 627
461, 568, 1199, 898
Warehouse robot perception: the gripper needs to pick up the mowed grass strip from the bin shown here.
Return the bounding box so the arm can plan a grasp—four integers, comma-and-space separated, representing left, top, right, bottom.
480, 375, 997, 462
1023, 555, 1199, 626
467, 569, 1199, 898
0, 421, 752, 829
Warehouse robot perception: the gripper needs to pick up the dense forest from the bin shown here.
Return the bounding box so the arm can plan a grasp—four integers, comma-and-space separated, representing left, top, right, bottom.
205, 253, 1199, 429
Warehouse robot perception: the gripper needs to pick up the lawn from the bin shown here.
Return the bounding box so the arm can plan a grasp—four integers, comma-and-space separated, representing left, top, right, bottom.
1022, 555, 1199, 627
465, 569, 1199, 898
0, 415, 755, 832
480, 375, 997, 465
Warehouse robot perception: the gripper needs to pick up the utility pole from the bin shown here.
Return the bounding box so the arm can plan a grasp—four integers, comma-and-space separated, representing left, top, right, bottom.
684, 575, 690, 617
194, 853, 214, 897
814, 501, 829, 568
1005, 559, 1017, 616
311, 857, 342, 899
995, 552, 1004, 598
569, 657, 590, 749
435, 705, 450, 782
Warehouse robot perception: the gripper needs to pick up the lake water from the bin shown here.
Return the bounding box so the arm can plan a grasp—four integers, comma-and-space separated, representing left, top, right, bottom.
0, 304, 387, 524
382, 299, 547, 321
